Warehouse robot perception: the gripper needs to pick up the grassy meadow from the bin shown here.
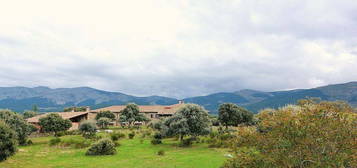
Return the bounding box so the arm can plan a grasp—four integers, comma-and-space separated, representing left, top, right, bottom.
0, 128, 228, 168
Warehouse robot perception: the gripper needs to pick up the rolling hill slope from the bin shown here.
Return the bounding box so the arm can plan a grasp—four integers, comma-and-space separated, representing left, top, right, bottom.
0, 82, 356, 114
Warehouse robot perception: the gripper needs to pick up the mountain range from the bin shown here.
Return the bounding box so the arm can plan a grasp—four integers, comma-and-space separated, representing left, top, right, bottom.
1, 81, 357, 114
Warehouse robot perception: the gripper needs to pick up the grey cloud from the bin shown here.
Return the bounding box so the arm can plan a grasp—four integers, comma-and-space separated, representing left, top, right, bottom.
0, 0, 357, 98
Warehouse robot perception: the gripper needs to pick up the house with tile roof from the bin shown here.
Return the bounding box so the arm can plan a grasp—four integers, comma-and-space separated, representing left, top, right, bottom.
88, 101, 185, 124
27, 112, 89, 130
27, 101, 185, 129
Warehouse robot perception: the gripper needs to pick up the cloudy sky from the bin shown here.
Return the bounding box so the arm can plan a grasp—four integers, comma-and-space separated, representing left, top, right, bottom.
0, 0, 356, 98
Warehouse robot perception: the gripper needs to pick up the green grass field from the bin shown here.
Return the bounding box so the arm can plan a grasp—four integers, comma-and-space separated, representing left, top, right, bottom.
0, 130, 228, 168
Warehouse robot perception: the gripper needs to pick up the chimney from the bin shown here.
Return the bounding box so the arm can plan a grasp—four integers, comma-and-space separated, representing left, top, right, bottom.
85, 106, 90, 112
71, 107, 75, 112
178, 100, 184, 104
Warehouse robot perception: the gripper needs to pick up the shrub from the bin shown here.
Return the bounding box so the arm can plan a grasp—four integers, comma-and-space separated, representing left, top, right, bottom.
55, 131, 65, 137
209, 131, 218, 139
93, 134, 103, 141
95, 111, 116, 120
0, 109, 33, 145
23, 110, 37, 119
113, 141, 121, 147
151, 139, 162, 145
27, 139, 33, 145
0, 121, 17, 161
153, 132, 163, 139
128, 132, 135, 139
110, 132, 125, 141
49, 137, 61, 146
223, 101, 357, 167
28, 124, 38, 133
221, 147, 269, 168
97, 117, 111, 129
179, 138, 193, 147
60, 137, 91, 149
157, 150, 165, 156
86, 138, 116, 156
65, 130, 81, 135
139, 130, 152, 138
79, 120, 97, 138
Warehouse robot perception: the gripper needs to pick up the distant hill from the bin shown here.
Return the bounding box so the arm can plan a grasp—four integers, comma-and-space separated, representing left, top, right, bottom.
0, 82, 357, 114
0, 86, 177, 112
185, 82, 357, 113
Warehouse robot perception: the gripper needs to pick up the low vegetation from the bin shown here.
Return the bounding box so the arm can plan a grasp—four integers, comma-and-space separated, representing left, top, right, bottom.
222, 100, 357, 168
38, 113, 72, 136
218, 103, 253, 129
0, 109, 35, 145
79, 120, 97, 138
120, 103, 149, 126
95, 111, 116, 120
0, 101, 356, 168
23, 110, 38, 119
97, 117, 111, 129
0, 121, 17, 161
86, 138, 116, 156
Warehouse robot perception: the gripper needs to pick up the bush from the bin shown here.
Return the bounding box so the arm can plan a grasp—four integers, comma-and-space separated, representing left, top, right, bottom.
151, 139, 162, 145
157, 150, 165, 156
0, 109, 33, 145
79, 120, 97, 139
0, 121, 17, 161
95, 111, 115, 120
179, 138, 193, 147
27, 139, 33, 145
49, 137, 61, 146
65, 130, 81, 135
110, 132, 125, 141
139, 130, 152, 138
55, 131, 65, 137
221, 147, 269, 168
153, 132, 163, 139
209, 131, 219, 139
113, 141, 121, 147
86, 138, 116, 156
97, 117, 111, 129
60, 137, 92, 149
93, 134, 103, 141
223, 101, 357, 167
128, 132, 135, 139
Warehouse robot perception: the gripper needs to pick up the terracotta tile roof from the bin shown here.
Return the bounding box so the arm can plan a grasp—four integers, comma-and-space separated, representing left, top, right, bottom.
26, 112, 88, 123
91, 103, 185, 115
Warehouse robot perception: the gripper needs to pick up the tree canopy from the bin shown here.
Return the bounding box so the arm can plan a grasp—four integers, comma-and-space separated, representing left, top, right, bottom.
97, 117, 111, 129
23, 110, 37, 119
79, 120, 97, 138
95, 111, 116, 121
38, 113, 72, 136
64, 106, 88, 112
164, 104, 210, 140
218, 103, 253, 128
119, 103, 148, 126
0, 109, 33, 145
0, 121, 17, 162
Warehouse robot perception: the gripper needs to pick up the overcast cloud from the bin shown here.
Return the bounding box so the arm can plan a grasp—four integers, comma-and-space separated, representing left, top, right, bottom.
0, 0, 357, 98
